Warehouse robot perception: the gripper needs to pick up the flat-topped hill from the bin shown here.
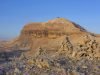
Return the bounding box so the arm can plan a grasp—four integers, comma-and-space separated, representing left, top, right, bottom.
20, 18, 87, 39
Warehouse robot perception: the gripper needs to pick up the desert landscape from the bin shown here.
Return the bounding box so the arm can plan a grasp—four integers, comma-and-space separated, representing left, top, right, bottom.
0, 18, 100, 75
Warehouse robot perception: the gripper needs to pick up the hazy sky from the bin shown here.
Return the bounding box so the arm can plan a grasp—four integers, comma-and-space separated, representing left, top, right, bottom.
0, 0, 100, 39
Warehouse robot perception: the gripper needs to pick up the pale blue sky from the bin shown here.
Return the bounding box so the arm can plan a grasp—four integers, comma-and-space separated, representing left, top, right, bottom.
0, 0, 100, 39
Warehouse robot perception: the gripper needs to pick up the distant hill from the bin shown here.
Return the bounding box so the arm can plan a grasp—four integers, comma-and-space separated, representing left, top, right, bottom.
0, 37, 11, 41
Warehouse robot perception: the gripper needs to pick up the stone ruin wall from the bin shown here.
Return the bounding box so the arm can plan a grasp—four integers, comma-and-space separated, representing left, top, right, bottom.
21, 29, 68, 38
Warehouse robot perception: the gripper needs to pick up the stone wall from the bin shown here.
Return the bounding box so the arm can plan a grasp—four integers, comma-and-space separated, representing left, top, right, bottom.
21, 29, 68, 38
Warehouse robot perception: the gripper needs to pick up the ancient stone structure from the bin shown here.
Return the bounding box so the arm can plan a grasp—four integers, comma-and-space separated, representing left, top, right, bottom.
20, 18, 87, 39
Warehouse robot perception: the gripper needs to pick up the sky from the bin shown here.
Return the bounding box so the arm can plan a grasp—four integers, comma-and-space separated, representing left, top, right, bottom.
0, 0, 100, 39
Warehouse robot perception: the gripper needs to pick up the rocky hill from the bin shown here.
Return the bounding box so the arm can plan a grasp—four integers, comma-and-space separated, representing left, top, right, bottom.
15, 18, 88, 52
0, 18, 100, 75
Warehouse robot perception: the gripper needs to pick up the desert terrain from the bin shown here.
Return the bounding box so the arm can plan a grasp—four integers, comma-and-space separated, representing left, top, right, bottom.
0, 18, 100, 75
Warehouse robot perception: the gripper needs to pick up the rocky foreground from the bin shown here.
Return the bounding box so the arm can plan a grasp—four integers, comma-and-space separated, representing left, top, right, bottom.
0, 18, 100, 75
